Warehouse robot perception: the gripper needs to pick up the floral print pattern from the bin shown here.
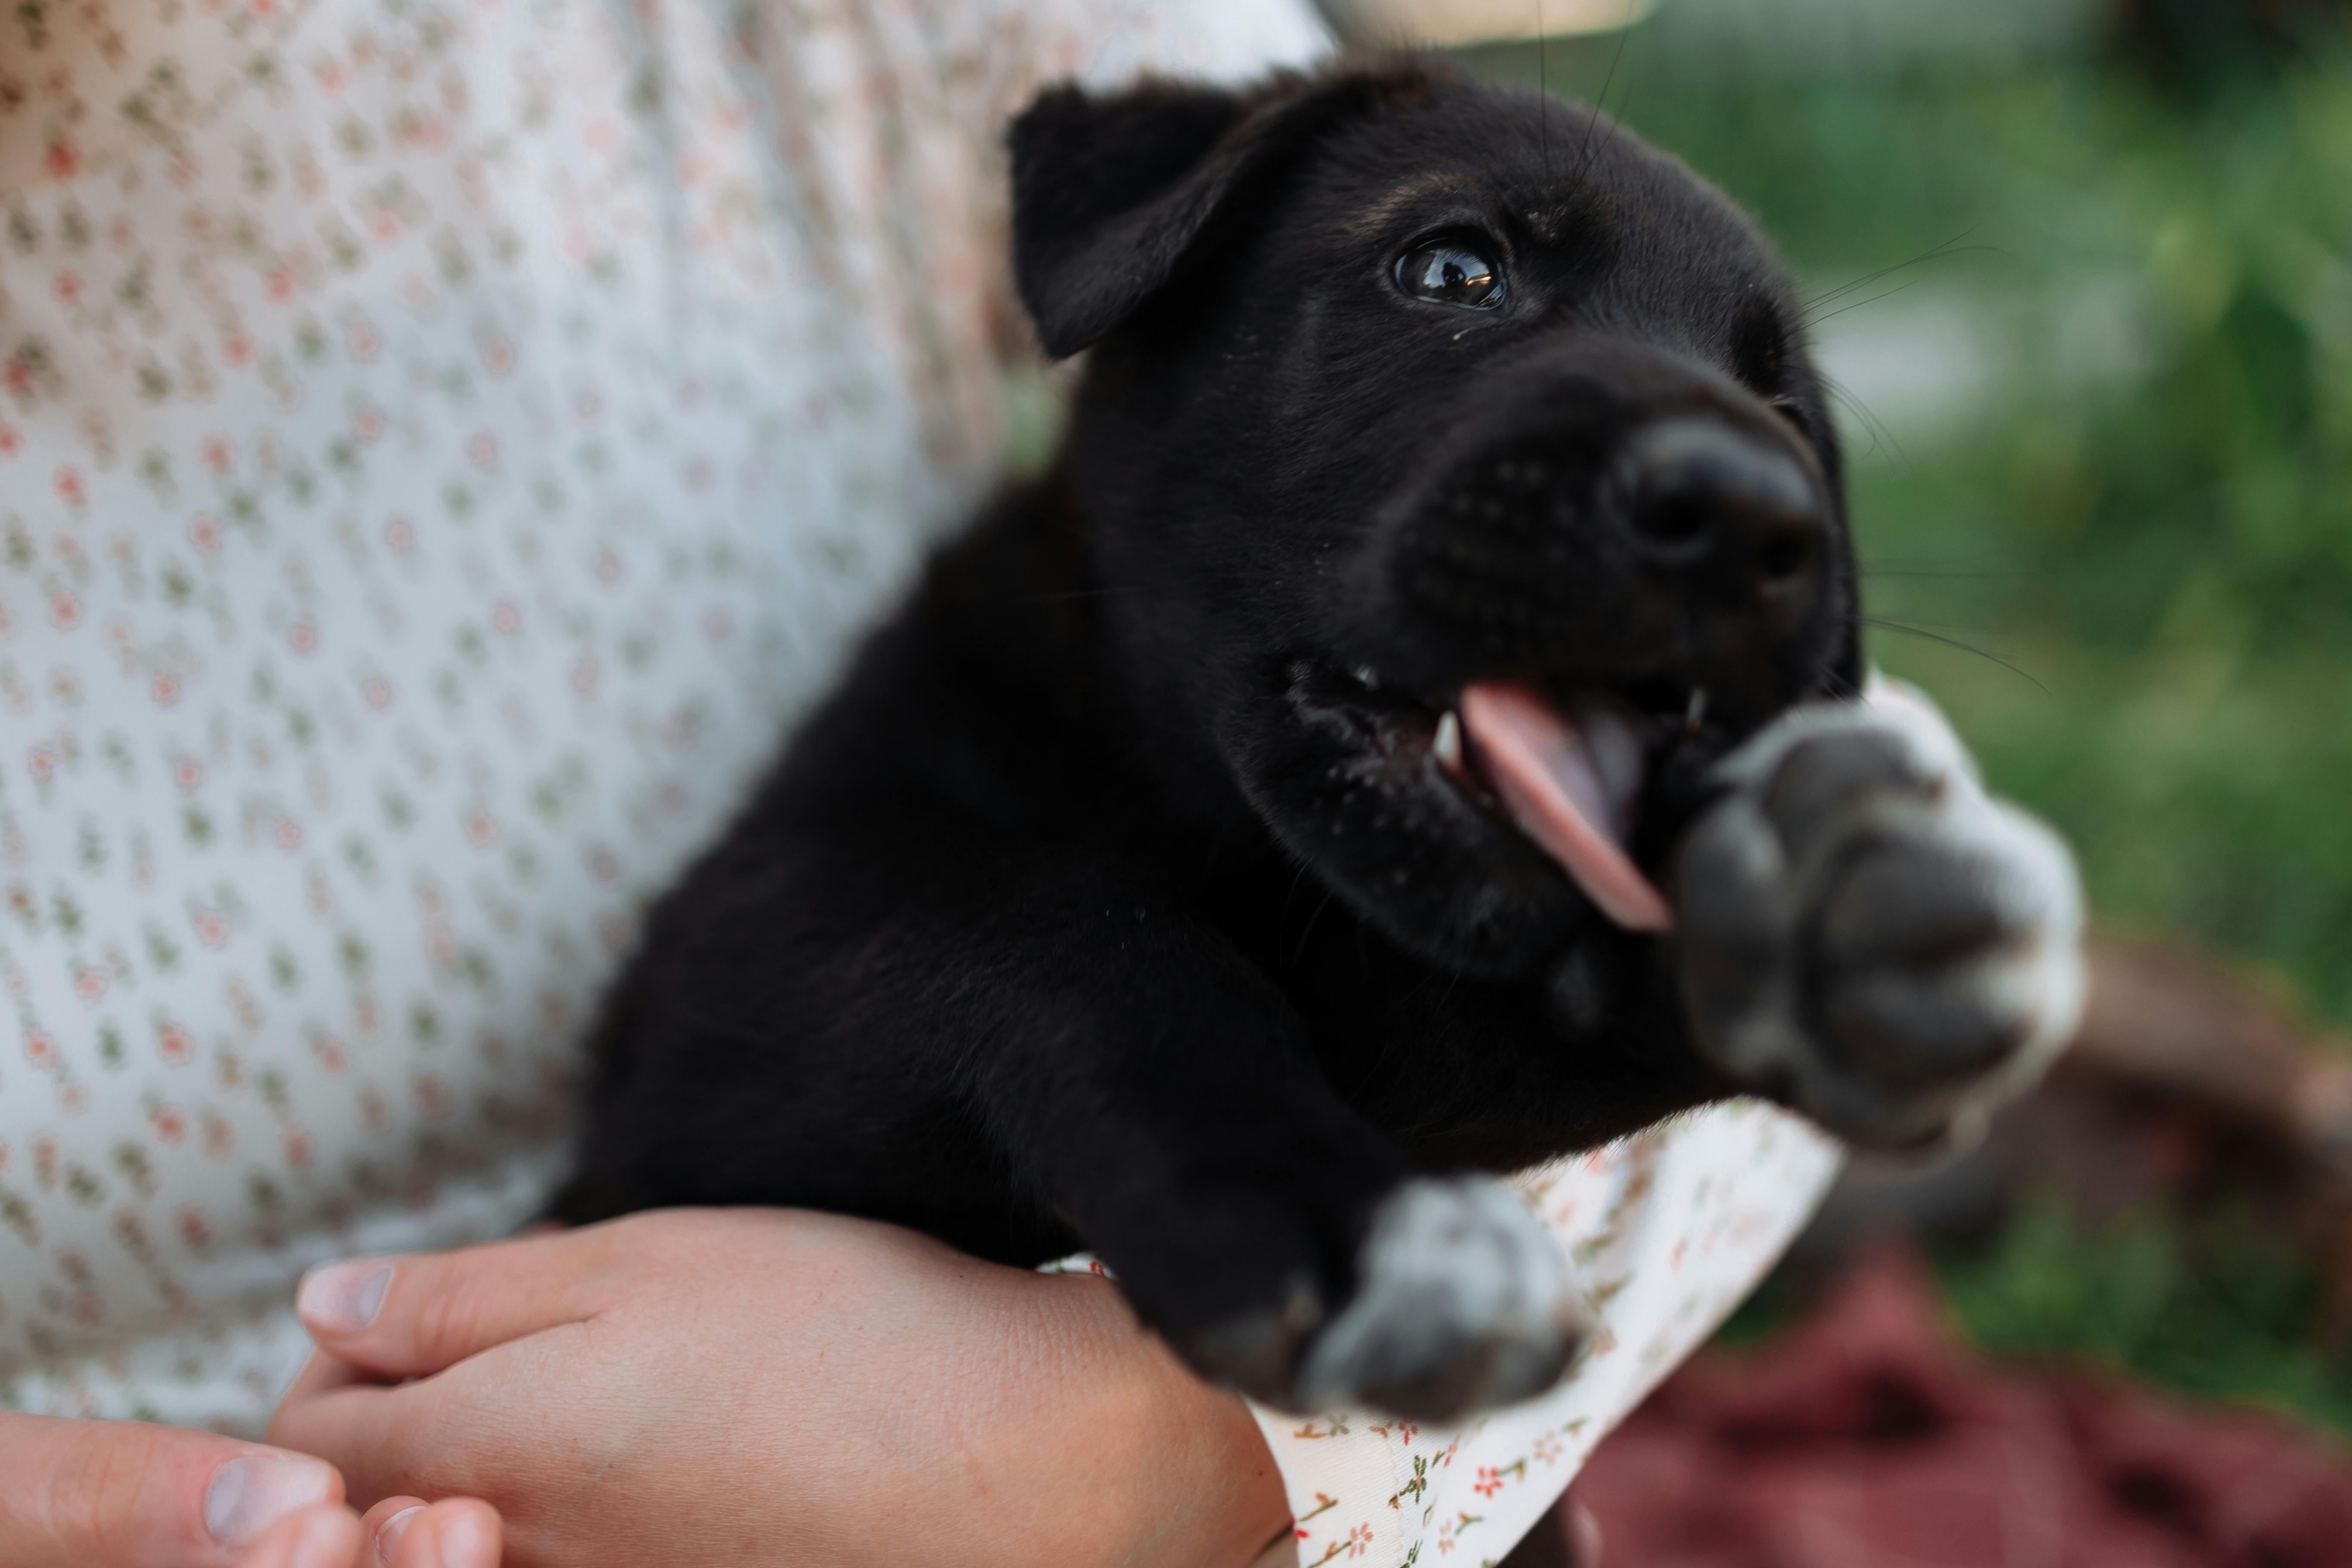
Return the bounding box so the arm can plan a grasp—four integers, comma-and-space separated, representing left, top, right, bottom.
1242, 1104, 1840, 1568
0, 0, 1326, 1429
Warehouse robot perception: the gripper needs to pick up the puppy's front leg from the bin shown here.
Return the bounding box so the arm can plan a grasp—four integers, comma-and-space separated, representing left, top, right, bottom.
961, 855, 1588, 1420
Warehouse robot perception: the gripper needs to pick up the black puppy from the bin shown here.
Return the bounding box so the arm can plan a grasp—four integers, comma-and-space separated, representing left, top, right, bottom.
556, 60, 2081, 1421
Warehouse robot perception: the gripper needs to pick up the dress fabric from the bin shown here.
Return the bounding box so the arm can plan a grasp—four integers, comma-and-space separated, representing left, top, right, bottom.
1055, 1108, 1838, 1568
0, 3, 1838, 1563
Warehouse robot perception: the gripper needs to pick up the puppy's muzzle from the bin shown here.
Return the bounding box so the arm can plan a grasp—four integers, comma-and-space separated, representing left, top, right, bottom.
1344, 338, 1842, 735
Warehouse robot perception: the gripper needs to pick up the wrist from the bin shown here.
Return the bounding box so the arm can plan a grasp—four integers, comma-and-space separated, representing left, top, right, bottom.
1108, 1308, 1292, 1568
1030, 1275, 1290, 1568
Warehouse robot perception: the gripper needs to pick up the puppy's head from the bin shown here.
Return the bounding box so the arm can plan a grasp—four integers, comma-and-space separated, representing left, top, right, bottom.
1014, 61, 1858, 979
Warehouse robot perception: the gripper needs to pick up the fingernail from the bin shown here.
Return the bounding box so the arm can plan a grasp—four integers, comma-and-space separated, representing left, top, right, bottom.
298, 1259, 394, 1332
204, 1454, 337, 1546
438, 1509, 498, 1568
374, 1504, 424, 1565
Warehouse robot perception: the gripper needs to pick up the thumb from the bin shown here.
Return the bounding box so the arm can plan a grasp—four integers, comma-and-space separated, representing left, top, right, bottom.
294, 1222, 620, 1379
0, 1411, 343, 1568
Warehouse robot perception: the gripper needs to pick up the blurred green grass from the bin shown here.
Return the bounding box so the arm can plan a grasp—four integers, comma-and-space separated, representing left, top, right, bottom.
1456, 23, 2352, 1430
1940, 1192, 2352, 1434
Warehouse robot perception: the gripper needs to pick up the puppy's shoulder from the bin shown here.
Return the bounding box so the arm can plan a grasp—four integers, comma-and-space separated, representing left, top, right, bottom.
767, 476, 1111, 834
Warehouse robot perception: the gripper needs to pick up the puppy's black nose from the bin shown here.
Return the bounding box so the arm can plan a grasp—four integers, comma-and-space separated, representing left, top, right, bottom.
1620, 419, 1824, 602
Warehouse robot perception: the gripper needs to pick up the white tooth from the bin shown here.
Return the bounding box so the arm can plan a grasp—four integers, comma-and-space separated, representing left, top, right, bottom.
1434, 710, 1466, 776
1353, 664, 1381, 691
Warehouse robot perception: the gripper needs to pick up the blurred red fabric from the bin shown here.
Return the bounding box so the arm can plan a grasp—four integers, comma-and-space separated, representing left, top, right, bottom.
1564, 1246, 2352, 1568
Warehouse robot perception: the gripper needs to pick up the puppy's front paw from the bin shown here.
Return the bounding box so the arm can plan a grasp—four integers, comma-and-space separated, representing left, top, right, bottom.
1291, 1176, 1588, 1421
1673, 681, 2085, 1148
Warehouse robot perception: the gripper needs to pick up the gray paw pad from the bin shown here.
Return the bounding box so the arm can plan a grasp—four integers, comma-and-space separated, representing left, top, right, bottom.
1296, 1176, 1588, 1422
1674, 683, 2085, 1148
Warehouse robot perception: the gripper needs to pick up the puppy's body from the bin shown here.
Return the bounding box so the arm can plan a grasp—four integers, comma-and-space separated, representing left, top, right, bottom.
564, 476, 1704, 1255
559, 61, 2080, 1419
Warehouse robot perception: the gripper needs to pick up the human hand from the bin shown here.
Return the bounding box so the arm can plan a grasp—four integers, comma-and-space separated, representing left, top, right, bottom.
270, 1208, 1290, 1568
233, 1497, 500, 1568
0, 1410, 494, 1568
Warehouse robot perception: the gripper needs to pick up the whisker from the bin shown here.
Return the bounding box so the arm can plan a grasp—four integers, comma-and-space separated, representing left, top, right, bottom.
1538, 0, 1549, 177
1575, 3, 1636, 182
1290, 888, 1337, 967
1805, 275, 1928, 328
1860, 615, 2047, 692
1282, 857, 1316, 922
1817, 371, 1912, 476
1801, 230, 1996, 312
1867, 612, 2014, 631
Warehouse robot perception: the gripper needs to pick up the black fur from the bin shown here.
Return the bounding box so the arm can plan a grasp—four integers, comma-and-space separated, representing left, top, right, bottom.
557, 60, 1864, 1413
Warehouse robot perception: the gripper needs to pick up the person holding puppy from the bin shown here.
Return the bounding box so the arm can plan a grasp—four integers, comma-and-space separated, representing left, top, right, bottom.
0, 1, 2026, 1565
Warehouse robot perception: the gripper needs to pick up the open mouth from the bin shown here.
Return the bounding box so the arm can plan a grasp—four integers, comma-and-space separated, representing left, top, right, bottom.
1327, 665, 1699, 934
1307, 658, 1731, 940
1447, 682, 1676, 932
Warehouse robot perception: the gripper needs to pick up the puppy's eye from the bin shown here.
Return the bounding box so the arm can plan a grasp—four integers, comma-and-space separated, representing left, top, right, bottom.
1396, 238, 1506, 309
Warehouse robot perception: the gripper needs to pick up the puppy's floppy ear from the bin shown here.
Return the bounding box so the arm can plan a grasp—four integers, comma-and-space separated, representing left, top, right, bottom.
1009, 65, 1440, 359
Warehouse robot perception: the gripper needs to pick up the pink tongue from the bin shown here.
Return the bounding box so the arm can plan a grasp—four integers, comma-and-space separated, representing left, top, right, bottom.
1458, 681, 1674, 932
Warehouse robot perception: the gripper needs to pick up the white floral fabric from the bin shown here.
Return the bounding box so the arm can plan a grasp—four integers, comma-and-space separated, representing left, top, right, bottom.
0, 0, 1326, 1424
1049, 1104, 1839, 1568
1245, 1106, 1838, 1568
0, 3, 1843, 1563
